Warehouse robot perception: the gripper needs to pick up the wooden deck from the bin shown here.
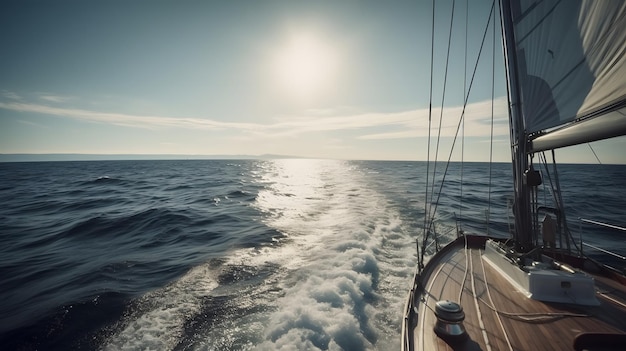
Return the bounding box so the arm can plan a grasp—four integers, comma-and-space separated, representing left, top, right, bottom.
408, 237, 626, 351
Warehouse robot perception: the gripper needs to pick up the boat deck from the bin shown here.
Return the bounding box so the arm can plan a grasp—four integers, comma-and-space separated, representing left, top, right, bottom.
411, 238, 626, 351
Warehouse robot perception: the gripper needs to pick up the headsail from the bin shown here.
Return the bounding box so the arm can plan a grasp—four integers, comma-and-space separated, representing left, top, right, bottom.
509, 0, 626, 150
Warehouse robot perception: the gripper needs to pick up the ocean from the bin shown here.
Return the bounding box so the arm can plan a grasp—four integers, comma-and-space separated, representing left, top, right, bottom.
1, 159, 624, 350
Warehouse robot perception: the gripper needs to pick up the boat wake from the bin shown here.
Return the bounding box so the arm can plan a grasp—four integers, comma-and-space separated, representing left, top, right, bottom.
100, 160, 418, 350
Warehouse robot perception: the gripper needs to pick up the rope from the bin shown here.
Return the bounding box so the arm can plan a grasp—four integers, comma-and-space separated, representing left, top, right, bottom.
470, 243, 492, 351
458, 233, 469, 304
477, 295, 590, 322
479, 249, 590, 324
479, 249, 514, 351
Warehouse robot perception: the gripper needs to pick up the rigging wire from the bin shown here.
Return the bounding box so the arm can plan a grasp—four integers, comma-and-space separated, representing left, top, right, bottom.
457, 0, 470, 309
459, 0, 468, 229
538, 152, 563, 247
421, 0, 436, 269
487, 3, 496, 236
587, 143, 603, 164
428, 0, 456, 219
550, 149, 581, 255
539, 151, 582, 254
421, 1, 497, 259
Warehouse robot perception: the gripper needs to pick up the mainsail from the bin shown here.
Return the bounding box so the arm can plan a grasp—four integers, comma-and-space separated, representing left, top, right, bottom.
509, 0, 626, 151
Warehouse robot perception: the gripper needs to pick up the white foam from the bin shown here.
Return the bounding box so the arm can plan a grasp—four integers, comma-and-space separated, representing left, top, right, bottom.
103, 160, 419, 350
246, 160, 417, 350
103, 264, 219, 351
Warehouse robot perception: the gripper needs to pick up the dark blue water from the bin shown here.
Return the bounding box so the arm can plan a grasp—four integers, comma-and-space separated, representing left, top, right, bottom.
0, 159, 624, 350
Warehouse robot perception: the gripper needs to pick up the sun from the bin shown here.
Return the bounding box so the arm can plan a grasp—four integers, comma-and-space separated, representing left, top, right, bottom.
271, 31, 340, 102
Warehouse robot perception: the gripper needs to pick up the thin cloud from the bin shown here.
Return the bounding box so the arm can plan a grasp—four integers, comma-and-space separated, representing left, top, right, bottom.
38, 94, 74, 103
17, 119, 48, 129
359, 97, 509, 139
359, 130, 418, 140
0, 99, 415, 136
0, 96, 510, 140
267, 110, 416, 136
1, 90, 21, 100
0, 102, 265, 131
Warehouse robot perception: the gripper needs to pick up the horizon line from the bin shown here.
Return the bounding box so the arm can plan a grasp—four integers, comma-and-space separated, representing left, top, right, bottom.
0, 153, 616, 165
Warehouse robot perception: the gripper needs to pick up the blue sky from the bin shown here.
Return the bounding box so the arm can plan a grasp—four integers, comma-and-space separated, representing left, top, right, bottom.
1, 0, 624, 163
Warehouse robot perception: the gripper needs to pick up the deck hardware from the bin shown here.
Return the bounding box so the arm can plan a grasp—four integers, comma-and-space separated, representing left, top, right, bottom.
434, 300, 468, 340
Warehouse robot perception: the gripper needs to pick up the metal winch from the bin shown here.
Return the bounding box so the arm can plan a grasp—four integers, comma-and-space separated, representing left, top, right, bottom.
434, 300, 468, 340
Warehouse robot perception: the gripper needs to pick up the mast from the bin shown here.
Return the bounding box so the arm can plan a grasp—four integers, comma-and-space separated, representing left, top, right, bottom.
499, 0, 626, 251
499, 0, 533, 250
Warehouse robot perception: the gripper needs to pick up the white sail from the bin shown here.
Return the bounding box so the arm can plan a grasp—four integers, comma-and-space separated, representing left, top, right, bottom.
511, 0, 626, 150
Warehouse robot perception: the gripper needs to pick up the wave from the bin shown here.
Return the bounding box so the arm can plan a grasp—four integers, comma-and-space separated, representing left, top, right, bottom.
1, 160, 625, 350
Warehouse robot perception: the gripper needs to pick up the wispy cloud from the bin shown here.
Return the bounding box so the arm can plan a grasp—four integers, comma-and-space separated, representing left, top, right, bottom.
1, 90, 21, 100
0, 101, 265, 131
358, 97, 509, 139
3, 90, 75, 103
0, 95, 509, 139
17, 119, 48, 129
38, 94, 74, 103
264, 109, 418, 137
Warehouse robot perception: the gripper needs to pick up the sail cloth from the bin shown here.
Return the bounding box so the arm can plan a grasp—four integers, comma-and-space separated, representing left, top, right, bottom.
510, 0, 626, 151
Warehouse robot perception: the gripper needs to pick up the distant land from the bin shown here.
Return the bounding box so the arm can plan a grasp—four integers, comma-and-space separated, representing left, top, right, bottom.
0, 154, 301, 162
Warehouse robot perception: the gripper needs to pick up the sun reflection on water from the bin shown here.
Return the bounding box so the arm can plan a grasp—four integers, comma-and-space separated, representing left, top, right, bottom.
255, 159, 351, 224
221, 158, 417, 349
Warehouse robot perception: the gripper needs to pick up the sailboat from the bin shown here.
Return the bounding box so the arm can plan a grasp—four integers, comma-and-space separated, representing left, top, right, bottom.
402, 0, 626, 350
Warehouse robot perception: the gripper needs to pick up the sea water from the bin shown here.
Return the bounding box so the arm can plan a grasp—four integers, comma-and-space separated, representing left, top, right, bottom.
0, 159, 624, 350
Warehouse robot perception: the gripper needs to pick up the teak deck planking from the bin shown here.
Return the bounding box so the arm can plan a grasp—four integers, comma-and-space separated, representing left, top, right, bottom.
412, 239, 626, 351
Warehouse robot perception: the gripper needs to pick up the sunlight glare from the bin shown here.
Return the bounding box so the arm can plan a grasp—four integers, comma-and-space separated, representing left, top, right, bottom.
271, 31, 340, 102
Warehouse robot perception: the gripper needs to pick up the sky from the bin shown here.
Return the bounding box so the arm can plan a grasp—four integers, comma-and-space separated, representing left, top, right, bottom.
1, 0, 624, 163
